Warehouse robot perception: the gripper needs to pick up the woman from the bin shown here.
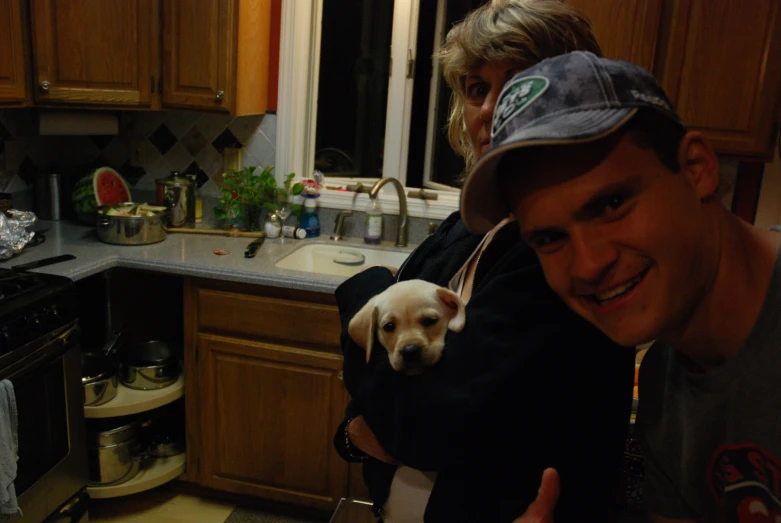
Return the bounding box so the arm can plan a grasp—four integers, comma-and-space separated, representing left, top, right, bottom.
334, 2, 635, 521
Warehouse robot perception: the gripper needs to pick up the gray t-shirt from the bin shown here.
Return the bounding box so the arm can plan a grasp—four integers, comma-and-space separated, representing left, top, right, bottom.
637, 240, 781, 522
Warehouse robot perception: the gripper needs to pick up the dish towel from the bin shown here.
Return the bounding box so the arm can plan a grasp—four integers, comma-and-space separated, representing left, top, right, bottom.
0, 379, 20, 520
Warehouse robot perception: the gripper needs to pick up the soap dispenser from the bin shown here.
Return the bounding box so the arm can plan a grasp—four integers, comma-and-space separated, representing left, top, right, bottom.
364, 197, 383, 244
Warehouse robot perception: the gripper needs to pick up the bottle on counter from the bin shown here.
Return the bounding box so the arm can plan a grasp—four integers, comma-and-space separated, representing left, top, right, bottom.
282, 225, 307, 239
300, 198, 320, 238
184, 173, 203, 223
364, 198, 383, 244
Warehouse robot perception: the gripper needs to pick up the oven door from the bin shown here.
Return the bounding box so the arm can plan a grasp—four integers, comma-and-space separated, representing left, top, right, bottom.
0, 321, 88, 523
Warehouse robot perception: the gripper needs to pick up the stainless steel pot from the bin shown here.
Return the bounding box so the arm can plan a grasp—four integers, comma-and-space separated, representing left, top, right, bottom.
86, 420, 142, 486
95, 204, 167, 245
156, 172, 195, 228
82, 332, 122, 406
120, 340, 180, 391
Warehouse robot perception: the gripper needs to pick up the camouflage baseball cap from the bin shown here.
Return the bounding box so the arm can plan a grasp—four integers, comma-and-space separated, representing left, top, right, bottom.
461, 51, 686, 234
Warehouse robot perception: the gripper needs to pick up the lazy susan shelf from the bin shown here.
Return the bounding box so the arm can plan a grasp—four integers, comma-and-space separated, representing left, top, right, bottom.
86, 454, 186, 499
84, 374, 184, 419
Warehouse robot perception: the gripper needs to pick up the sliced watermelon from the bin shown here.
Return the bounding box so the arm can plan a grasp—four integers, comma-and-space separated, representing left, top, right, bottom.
72, 167, 132, 223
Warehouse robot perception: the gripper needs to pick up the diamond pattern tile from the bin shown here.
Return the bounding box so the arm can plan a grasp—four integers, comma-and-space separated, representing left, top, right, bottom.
184, 161, 209, 188
197, 113, 234, 142
211, 128, 242, 154
259, 114, 277, 147
0, 120, 11, 140
195, 144, 223, 177
181, 126, 208, 157
228, 115, 262, 145
133, 111, 167, 137
244, 131, 275, 168
164, 141, 192, 172
118, 161, 146, 187
100, 136, 129, 168
148, 123, 177, 155
165, 111, 202, 138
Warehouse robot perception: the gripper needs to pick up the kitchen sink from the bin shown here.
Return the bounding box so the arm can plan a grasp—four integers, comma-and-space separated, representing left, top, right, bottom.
275, 243, 411, 277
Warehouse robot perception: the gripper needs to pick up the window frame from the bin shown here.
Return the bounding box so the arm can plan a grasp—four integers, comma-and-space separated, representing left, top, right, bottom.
276, 0, 460, 219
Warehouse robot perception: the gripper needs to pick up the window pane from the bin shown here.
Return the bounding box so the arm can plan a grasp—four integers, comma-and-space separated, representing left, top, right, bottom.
314, 0, 394, 178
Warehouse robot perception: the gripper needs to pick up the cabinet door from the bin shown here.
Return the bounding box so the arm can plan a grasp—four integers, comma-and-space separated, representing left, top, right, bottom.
197, 334, 349, 510
566, 0, 663, 72
163, 0, 234, 112
0, 0, 27, 104
659, 0, 781, 157
29, 0, 157, 107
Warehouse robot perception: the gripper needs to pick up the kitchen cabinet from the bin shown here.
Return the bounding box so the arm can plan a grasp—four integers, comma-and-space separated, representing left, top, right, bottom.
163, 0, 271, 114
184, 279, 350, 510
29, 0, 159, 107
657, 0, 781, 158
570, 0, 781, 158
0, 0, 28, 105
566, 0, 663, 72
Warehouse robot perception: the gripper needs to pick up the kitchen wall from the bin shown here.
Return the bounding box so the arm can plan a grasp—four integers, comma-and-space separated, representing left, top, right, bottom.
0, 108, 277, 201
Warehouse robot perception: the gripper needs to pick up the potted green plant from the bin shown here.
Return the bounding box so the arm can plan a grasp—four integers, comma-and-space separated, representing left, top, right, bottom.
213, 166, 302, 231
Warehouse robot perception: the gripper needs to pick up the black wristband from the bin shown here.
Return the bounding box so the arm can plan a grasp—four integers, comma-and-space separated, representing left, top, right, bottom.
345, 417, 369, 461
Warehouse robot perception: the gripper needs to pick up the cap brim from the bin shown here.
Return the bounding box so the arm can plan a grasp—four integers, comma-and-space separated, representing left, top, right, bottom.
461, 108, 637, 234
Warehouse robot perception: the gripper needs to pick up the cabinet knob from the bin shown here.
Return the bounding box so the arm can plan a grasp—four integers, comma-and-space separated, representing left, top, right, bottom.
215, 90, 225, 102
338, 370, 344, 381
40, 81, 51, 92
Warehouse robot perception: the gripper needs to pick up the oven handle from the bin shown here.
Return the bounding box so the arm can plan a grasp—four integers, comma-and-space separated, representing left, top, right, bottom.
4, 324, 79, 383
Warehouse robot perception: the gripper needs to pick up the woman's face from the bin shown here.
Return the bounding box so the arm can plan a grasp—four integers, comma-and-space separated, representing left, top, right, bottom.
464, 60, 524, 159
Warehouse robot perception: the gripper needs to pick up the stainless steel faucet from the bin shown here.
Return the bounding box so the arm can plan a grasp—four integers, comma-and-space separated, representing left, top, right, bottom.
330, 210, 354, 241
369, 177, 409, 247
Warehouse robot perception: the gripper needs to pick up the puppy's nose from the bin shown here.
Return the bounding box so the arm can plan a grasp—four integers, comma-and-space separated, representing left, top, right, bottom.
401, 344, 422, 363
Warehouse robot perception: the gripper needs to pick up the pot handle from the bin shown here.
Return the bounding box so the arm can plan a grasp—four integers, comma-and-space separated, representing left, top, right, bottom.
96, 216, 111, 228
101, 331, 123, 357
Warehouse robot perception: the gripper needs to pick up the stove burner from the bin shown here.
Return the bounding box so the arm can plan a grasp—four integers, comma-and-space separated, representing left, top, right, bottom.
0, 271, 45, 301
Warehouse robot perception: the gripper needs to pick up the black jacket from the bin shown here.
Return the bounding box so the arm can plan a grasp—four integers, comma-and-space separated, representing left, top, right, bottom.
334, 212, 634, 522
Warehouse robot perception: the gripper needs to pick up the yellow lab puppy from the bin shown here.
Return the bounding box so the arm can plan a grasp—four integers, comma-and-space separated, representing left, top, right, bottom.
348, 280, 466, 375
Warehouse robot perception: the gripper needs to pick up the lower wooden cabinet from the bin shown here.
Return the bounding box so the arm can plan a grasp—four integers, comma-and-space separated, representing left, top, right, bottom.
183, 278, 352, 511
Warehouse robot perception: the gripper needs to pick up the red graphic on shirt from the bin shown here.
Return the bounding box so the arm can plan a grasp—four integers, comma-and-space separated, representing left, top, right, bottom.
709, 443, 781, 522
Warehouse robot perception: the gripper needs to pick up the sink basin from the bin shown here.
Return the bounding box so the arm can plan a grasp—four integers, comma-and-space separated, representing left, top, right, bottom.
275, 243, 411, 277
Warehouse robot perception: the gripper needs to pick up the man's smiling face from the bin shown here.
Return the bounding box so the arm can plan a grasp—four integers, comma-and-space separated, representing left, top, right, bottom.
502, 132, 718, 347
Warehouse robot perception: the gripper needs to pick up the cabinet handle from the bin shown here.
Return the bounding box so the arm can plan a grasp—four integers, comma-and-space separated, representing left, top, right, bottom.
215, 90, 225, 102
40, 81, 51, 92
338, 370, 344, 381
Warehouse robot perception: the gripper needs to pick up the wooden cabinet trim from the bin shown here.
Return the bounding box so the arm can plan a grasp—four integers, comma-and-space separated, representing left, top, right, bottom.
199, 332, 343, 369
0, 0, 28, 104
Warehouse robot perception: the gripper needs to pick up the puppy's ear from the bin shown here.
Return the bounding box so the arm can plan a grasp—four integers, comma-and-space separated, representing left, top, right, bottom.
436, 287, 466, 332
348, 297, 379, 362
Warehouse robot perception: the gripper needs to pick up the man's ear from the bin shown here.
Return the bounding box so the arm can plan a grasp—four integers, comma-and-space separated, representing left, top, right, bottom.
436, 287, 466, 332
348, 297, 378, 362
678, 131, 720, 200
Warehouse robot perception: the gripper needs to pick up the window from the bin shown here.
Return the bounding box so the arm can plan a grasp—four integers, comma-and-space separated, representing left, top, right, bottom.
277, 1, 485, 217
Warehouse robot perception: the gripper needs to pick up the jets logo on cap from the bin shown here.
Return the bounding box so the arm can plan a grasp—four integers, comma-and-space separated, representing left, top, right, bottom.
492, 76, 549, 137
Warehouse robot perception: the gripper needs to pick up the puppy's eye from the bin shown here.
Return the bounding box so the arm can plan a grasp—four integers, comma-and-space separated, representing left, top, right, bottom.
382, 322, 396, 333
421, 317, 438, 327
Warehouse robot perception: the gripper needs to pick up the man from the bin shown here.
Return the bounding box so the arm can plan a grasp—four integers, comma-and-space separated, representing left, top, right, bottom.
461, 51, 781, 523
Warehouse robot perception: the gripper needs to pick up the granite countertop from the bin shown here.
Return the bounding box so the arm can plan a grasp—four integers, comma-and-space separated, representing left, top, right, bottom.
2, 221, 416, 294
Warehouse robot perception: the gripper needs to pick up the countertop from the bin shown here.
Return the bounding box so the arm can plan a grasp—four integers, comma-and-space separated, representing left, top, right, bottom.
2, 221, 415, 294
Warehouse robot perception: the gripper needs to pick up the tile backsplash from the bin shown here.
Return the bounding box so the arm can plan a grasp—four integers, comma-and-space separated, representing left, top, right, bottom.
0, 108, 277, 198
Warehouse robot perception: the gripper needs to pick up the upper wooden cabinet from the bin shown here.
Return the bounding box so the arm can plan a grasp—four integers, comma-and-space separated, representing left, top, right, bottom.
163, 0, 271, 114
566, 0, 664, 72
29, 0, 159, 107
571, 0, 781, 158
0, 0, 28, 105
657, 0, 781, 158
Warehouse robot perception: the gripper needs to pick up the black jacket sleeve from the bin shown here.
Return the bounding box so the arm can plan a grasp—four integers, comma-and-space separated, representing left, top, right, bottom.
336, 243, 634, 520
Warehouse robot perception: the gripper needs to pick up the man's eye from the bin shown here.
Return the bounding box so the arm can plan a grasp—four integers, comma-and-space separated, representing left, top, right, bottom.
606, 195, 627, 211
383, 323, 396, 333
530, 231, 566, 251
421, 317, 438, 327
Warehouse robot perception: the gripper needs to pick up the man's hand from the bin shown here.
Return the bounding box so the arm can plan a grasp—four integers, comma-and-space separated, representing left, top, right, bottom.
348, 416, 398, 465
513, 468, 560, 523
364, 265, 398, 276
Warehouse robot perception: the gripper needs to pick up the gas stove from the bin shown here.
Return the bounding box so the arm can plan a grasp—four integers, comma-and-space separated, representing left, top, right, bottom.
0, 268, 77, 359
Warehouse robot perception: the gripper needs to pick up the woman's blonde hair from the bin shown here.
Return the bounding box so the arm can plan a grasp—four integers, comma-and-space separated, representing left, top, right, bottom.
438, 0, 602, 171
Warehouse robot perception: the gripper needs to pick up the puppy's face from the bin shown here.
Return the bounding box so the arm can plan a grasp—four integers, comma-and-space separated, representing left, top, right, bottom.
348, 280, 465, 375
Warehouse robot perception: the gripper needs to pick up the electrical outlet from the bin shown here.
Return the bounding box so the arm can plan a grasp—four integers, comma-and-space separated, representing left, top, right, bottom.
129, 139, 146, 167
